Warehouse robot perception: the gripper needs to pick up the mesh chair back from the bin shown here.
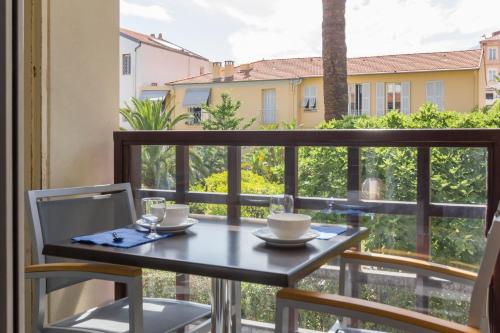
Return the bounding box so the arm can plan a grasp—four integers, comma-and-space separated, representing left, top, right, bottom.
468, 203, 500, 328
28, 184, 136, 293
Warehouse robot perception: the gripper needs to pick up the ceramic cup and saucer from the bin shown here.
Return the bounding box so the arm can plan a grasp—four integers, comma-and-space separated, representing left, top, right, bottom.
136, 204, 198, 234
252, 213, 319, 247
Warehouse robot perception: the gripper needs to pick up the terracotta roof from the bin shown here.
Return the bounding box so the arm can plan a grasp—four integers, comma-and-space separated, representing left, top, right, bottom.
120, 28, 209, 61
171, 49, 482, 84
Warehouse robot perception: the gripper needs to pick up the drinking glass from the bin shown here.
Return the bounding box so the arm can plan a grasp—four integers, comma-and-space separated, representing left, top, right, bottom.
269, 194, 294, 215
142, 197, 166, 239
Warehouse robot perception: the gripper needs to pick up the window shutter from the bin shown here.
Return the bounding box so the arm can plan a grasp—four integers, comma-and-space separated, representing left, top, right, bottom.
376, 82, 385, 117
436, 81, 444, 111
346, 84, 350, 115
401, 81, 410, 115
426, 81, 434, 104
361, 83, 370, 116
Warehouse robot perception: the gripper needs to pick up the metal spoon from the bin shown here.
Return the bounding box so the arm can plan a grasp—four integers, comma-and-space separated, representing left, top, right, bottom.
112, 232, 124, 243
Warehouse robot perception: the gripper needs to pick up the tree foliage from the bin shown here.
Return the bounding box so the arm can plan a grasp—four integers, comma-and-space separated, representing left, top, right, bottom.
201, 93, 255, 130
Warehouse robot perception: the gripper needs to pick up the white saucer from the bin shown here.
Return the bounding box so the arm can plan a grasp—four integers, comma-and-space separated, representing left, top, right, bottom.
135, 218, 198, 234
252, 227, 319, 247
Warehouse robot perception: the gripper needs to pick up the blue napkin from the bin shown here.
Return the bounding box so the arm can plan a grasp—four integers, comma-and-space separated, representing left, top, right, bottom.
311, 225, 348, 240
72, 227, 172, 248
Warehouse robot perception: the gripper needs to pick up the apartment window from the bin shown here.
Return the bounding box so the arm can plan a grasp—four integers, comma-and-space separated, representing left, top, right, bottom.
489, 48, 498, 61
386, 83, 401, 112
349, 84, 366, 116
303, 86, 317, 111
262, 89, 277, 123
122, 54, 131, 75
426, 80, 444, 110
488, 69, 498, 82
188, 107, 203, 125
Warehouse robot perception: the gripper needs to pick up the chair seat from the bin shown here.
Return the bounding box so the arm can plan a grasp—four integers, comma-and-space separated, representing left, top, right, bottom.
49, 297, 211, 333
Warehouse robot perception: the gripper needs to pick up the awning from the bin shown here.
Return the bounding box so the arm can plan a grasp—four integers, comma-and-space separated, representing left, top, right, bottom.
139, 90, 168, 101
183, 88, 211, 107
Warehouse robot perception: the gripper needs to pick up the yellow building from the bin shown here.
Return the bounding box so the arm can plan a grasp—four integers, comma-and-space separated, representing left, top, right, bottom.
161, 49, 485, 129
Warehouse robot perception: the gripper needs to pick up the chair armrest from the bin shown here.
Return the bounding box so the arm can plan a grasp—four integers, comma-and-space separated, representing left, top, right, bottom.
25, 263, 141, 277
277, 288, 479, 333
342, 250, 477, 282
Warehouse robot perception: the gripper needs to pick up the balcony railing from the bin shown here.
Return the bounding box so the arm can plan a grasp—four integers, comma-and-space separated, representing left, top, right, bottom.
114, 128, 500, 329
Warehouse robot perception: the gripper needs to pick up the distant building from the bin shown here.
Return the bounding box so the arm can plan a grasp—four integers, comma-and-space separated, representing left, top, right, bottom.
481, 31, 500, 105
119, 28, 211, 110
162, 49, 485, 129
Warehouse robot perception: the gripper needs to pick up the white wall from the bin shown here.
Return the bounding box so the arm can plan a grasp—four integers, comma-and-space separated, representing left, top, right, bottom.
119, 36, 138, 108
119, 36, 211, 109
47, 0, 119, 322
135, 44, 210, 95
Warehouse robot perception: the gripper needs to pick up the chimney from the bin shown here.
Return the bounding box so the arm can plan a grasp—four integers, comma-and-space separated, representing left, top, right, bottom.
224, 60, 235, 79
158, 33, 163, 40
212, 62, 222, 81
150, 33, 156, 38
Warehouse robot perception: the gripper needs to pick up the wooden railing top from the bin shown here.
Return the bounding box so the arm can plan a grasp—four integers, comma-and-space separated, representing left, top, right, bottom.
114, 129, 500, 147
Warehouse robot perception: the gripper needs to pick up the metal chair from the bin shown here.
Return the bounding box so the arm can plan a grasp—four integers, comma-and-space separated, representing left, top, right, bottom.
26, 183, 211, 333
275, 203, 500, 333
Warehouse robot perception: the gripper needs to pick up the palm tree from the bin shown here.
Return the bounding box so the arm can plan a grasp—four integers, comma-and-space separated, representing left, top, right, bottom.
322, 0, 348, 121
120, 97, 207, 188
120, 97, 189, 130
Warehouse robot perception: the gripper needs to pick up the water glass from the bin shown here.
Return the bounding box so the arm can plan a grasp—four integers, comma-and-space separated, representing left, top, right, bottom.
142, 197, 165, 239
269, 194, 294, 215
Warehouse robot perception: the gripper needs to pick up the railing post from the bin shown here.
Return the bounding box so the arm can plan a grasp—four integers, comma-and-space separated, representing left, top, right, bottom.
346, 147, 361, 327
285, 146, 298, 200
175, 145, 190, 301
347, 147, 361, 227
227, 146, 241, 224
175, 146, 189, 204
113, 136, 129, 300
416, 147, 431, 313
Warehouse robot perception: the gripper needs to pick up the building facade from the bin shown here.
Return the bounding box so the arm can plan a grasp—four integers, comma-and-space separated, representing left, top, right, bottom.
119, 28, 211, 108
481, 31, 500, 105
163, 49, 485, 129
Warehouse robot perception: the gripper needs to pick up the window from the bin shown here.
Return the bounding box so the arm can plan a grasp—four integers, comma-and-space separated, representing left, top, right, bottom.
303, 86, 317, 111
486, 93, 494, 100
426, 80, 444, 110
262, 89, 276, 123
122, 54, 131, 75
200, 66, 205, 75
349, 84, 363, 116
488, 69, 498, 82
188, 107, 202, 125
386, 83, 401, 112
489, 48, 498, 61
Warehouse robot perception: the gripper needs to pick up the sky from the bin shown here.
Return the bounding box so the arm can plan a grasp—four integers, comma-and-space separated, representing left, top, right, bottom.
120, 0, 500, 64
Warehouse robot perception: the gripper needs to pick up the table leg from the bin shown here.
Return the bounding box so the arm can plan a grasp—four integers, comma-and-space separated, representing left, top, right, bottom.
211, 278, 241, 333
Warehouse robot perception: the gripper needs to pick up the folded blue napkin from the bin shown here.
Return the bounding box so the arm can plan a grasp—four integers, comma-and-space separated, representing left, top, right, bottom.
72, 227, 172, 248
311, 225, 348, 240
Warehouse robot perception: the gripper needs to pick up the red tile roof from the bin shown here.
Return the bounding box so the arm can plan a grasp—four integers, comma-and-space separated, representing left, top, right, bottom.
120, 28, 209, 61
171, 49, 482, 84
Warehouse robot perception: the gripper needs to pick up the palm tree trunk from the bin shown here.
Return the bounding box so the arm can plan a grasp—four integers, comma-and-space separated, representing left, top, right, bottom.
322, 0, 348, 121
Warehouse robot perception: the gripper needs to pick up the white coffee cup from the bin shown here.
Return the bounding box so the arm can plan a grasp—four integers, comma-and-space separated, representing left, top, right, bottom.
267, 213, 311, 240
163, 204, 189, 226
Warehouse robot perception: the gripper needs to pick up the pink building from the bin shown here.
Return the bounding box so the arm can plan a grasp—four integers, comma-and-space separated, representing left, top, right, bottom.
481, 31, 500, 105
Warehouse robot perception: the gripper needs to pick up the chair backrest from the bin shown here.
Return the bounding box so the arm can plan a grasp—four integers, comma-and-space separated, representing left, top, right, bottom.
468, 202, 500, 328
27, 183, 137, 293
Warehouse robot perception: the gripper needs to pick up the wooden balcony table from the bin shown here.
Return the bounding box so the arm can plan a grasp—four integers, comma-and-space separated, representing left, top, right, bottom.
43, 218, 368, 333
